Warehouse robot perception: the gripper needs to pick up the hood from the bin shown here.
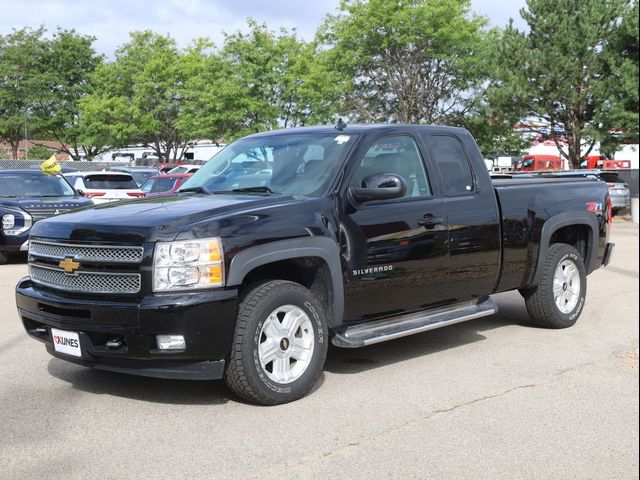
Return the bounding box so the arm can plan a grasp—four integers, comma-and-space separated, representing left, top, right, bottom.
29, 192, 301, 243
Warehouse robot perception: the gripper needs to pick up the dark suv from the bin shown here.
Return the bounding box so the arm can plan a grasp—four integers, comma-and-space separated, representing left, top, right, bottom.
0, 170, 92, 264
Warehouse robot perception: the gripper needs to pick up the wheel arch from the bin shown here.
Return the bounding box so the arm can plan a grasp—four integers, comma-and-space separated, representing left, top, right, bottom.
227, 237, 344, 327
529, 212, 599, 288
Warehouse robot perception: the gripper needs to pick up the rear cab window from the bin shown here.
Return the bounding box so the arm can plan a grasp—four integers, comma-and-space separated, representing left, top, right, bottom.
427, 135, 475, 196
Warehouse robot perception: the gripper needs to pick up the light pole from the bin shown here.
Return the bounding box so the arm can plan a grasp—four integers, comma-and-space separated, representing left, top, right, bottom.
24, 120, 28, 160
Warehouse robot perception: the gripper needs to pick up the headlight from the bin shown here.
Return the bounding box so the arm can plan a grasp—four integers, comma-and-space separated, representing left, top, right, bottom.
153, 237, 224, 292
2, 214, 15, 230
1, 208, 32, 236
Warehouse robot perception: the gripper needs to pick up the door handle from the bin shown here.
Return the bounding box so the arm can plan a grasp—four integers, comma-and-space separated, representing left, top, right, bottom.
418, 214, 444, 229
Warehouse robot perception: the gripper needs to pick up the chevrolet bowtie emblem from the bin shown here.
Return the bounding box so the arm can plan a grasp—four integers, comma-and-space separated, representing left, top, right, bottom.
59, 257, 80, 274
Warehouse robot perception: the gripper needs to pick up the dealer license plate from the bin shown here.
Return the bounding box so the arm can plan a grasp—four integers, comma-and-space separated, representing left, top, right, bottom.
51, 328, 81, 357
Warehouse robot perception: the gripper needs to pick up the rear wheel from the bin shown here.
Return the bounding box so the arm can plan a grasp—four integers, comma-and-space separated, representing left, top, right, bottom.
522, 243, 587, 329
224, 280, 328, 405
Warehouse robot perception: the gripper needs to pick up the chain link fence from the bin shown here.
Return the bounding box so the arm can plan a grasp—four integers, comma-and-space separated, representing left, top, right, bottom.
616, 169, 640, 198
0, 159, 134, 171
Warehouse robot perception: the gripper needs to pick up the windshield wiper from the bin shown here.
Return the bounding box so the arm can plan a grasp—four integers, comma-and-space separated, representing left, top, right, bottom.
179, 186, 209, 194
215, 186, 277, 195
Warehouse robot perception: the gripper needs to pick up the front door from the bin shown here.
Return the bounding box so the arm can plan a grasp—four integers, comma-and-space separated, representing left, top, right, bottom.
340, 134, 450, 322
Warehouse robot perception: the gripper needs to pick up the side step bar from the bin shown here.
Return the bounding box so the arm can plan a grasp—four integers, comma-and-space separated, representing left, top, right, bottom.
332, 298, 498, 348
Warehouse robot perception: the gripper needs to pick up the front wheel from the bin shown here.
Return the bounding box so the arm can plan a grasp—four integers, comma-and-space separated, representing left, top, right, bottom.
522, 243, 587, 329
225, 280, 328, 405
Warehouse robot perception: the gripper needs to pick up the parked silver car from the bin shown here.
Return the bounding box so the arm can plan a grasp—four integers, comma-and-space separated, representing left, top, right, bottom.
598, 171, 630, 212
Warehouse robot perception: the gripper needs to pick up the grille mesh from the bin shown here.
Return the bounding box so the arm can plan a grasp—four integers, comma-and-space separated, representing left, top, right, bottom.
30, 264, 141, 294
23, 208, 72, 222
29, 241, 143, 263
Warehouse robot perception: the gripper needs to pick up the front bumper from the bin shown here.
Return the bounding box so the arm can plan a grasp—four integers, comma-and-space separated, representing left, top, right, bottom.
1, 232, 30, 252
16, 277, 238, 380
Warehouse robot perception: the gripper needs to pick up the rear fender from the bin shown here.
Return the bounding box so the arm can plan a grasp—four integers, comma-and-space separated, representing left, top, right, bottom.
529, 211, 599, 287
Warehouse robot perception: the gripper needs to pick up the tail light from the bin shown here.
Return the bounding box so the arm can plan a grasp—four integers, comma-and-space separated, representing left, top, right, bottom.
606, 195, 612, 224
127, 192, 145, 197
607, 183, 615, 188
84, 192, 105, 198
624, 183, 630, 189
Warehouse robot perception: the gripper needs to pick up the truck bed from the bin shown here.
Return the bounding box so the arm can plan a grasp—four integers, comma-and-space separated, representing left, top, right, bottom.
491, 175, 608, 293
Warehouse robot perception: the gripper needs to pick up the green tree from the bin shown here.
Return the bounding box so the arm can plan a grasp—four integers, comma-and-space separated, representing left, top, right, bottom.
26, 143, 52, 160
0, 27, 48, 159
600, 0, 639, 156
488, 0, 628, 167
32, 28, 104, 160
189, 20, 340, 140
79, 31, 197, 160
318, 0, 490, 124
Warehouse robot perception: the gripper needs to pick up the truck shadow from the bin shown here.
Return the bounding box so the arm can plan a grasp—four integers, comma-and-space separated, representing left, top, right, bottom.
45, 295, 533, 405
47, 360, 232, 405
324, 296, 535, 375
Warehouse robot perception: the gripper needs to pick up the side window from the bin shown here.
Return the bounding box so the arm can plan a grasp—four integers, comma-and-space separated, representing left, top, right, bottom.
350, 135, 431, 198
429, 136, 475, 195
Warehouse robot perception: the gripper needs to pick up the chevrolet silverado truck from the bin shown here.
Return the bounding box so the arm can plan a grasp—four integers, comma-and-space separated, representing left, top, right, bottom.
15, 125, 614, 405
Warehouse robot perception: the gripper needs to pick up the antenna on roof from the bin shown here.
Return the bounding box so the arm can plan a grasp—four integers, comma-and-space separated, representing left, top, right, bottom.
335, 118, 347, 131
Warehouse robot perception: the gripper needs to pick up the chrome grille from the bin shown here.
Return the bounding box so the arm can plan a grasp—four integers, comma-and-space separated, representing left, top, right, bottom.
29, 240, 144, 264
22, 207, 72, 222
29, 264, 141, 294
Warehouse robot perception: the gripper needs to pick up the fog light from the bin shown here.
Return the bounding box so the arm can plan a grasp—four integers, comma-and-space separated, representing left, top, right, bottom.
156, 335, 186, 350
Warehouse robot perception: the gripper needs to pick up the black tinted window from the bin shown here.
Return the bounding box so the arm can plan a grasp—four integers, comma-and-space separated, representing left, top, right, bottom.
351, 135, 431, 198
84, 175, 138, 189
599, 173, 622, 183
429, 136, 474, 195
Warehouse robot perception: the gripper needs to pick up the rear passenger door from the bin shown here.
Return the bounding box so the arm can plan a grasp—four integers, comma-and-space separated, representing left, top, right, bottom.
422, 133, 501, 303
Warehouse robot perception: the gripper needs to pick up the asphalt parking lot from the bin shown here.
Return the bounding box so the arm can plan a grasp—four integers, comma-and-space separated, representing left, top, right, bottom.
0, 222, 638, 479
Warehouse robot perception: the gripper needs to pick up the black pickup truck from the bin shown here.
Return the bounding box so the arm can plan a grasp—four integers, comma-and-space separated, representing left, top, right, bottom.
16, 125, 614, 404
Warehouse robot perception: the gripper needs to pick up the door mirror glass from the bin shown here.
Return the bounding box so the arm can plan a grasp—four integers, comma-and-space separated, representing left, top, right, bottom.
350, 173, 407, 202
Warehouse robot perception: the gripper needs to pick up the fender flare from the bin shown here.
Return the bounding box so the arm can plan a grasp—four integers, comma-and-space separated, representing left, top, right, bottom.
226, 237, 344, 327
530, 211, 599, 287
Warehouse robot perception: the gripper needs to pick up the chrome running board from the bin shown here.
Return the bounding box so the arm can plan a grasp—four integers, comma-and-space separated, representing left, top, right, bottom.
332, 298, 498, 348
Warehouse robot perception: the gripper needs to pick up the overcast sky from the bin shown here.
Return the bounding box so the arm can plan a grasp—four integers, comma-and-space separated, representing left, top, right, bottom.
0, 0, 527, 56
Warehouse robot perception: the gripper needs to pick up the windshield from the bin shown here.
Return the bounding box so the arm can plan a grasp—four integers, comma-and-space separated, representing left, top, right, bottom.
0, 172, 76, 197
141, 177, 178, 194
130, 171, 157, 186
180, 133, 357, 196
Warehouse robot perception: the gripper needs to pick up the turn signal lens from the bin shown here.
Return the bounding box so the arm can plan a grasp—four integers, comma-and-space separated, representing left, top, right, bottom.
203, 241, 222, 262
204, 265, 223, 284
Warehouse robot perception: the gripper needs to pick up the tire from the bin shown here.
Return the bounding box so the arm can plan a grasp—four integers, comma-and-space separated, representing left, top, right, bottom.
523, 243, 587, 329
0, 251, 8, 265
225, 280, 329, 405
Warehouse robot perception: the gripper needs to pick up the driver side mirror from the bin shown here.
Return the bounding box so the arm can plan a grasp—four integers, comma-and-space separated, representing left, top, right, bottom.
76, 189, 85, 196
349, 173, 407, 204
